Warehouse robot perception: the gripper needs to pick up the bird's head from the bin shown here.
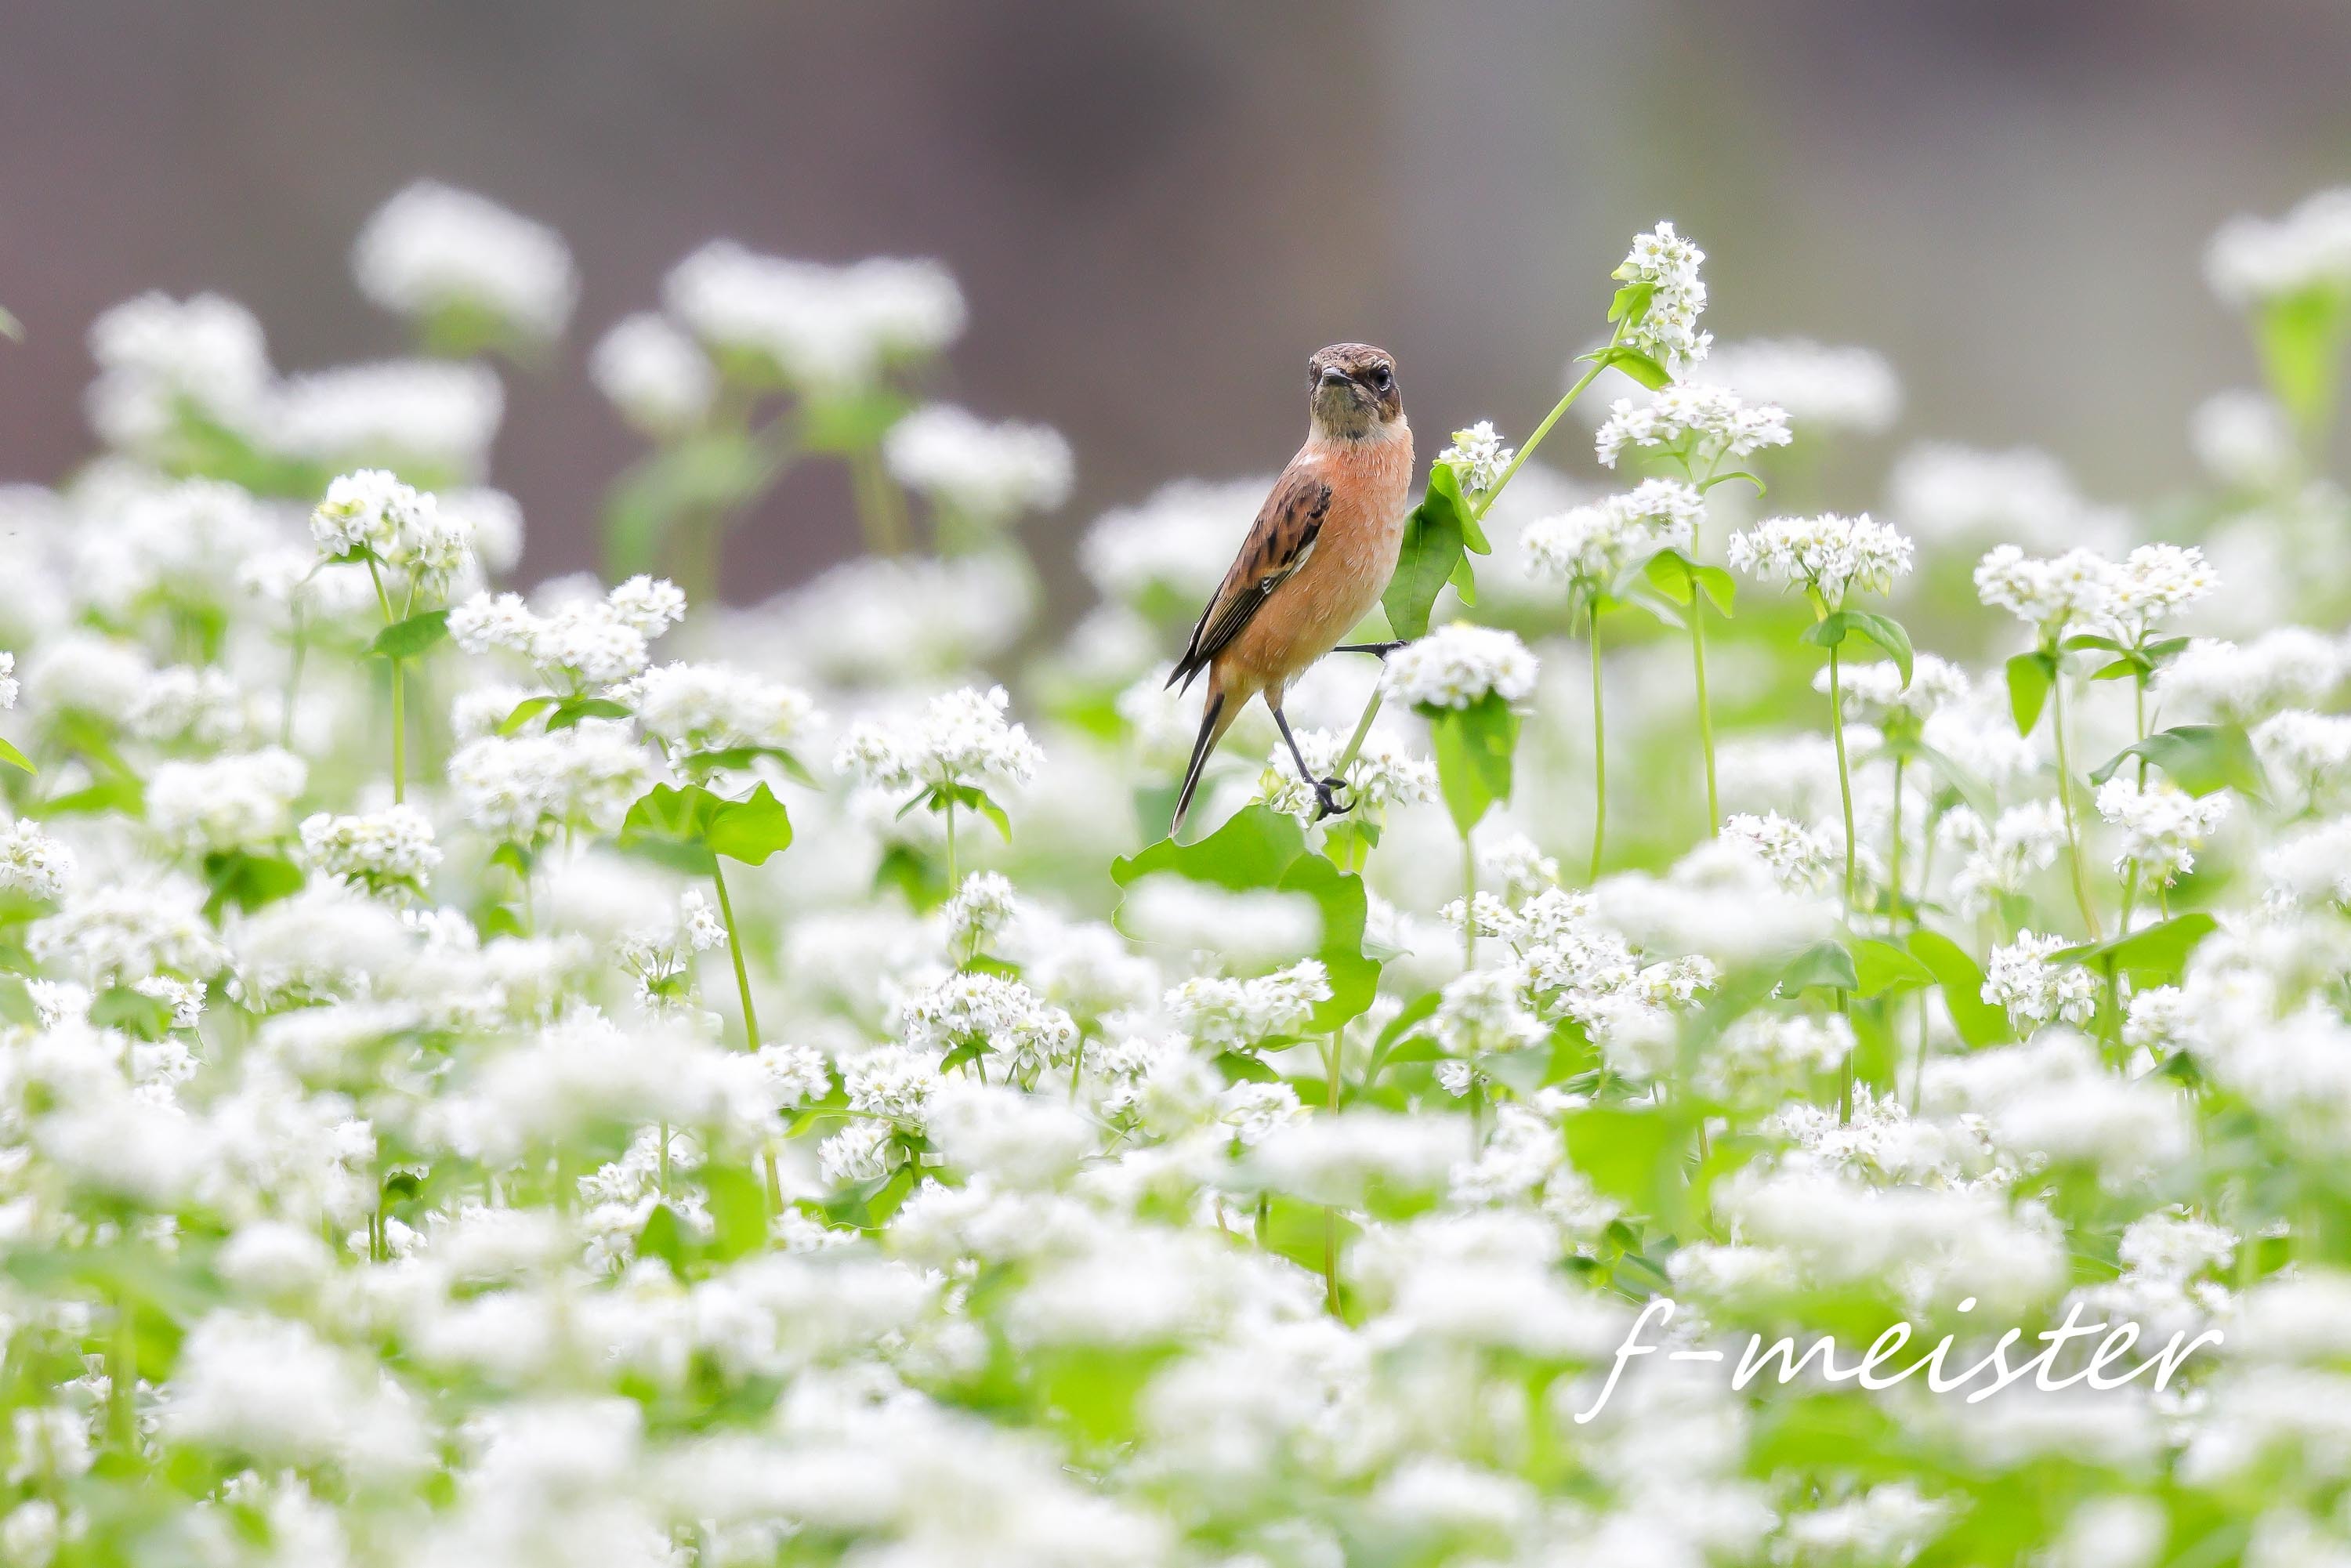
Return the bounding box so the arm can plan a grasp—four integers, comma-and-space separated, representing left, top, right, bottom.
1306, 342, 1402, 440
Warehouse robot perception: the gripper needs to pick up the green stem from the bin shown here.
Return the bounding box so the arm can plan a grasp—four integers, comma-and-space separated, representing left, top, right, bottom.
281, 614, 306, 749
1828, 646, 1856, 917
1589, 612, 1607, 882
944, 800, 959, 889
1889, 755, 1905, 933
2049, 663, 2104, 939
850, 447, 910, 556
365, 560, 407, 804
1462, 829, 1477, 972
109, 1295, 137, 1455
1691, 597, 1719, 833
1331, 687, 1386, 777
709, 860, 761, 1050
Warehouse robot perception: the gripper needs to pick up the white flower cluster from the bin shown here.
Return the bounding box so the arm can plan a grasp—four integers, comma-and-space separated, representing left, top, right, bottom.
835, 684, 1044, 797
590, 313, 715, 434
449, 575, 688, 686
1727, 512, 1914, 603
352, 180, 578, 341
1595, 382, 1792, 471
310, 469, 473, 588
1686, 338, 1900, 435
664, 241, 965, 389
2096, 776, 2232, 885
1612, 220, 1712, 373
1974, 543, 2217, 640
300, 804, 442, 897
613, 661, 816, 758
2207, 186, 2351, 308
1383, 624, 1539, 710
1522, 477, 1701, 588
1436, 420, 1514, 492
1980, 930, 2099, 1032
882, 404, 1074, 526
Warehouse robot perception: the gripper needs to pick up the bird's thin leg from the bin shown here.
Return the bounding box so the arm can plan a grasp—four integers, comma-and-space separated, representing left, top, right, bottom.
1272, 705, 1351, 821
1334, 641, 1408, 657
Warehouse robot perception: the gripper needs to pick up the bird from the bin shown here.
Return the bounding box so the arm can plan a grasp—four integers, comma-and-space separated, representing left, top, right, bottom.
1167, 342, 1415, 834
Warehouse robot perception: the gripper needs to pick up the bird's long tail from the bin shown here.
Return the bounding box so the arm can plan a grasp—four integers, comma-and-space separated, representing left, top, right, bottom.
1172, 691, 1230, 836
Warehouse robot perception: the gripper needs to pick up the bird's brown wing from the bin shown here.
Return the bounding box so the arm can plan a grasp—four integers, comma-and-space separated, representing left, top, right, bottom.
1167, 469, 1333, 693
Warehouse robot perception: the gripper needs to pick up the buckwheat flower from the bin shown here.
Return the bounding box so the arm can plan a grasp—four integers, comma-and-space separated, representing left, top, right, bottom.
2096, 775, 2230, 885
132, 975, 205, 1030
1728, 512, 1913, 603
1886, 442, 2114, 552
1685, 338, 1900, 435
592, 313, 716, 434
1612, 220, 1712, 373
819, 1120, 901, 1186
299, 804, 441, 898
1942, 800, 2070, 916
2105, 542, 2219, 632
163, 1311, 429, 1476
1431, 965, 1547, 1059
310, 469, 470, 587
1721, 811, 1836, 894
834, 685, 1044, 796
663, 242, 965, 389
30, 874, 223, 983
1080, 476, 1270, 611
2156, 628, 2345, 722
447, 721, 658, 843
84, 290, 272, 448
1981, 929, 2099, 1031
1244, 1108, 1466, 1208
1165, 958, 1332, 1051
146, 747, 307, 852
605, 574, 689, 639
1254, 723, 1436, 823
1384, 624, 1539, 710
2193, 389, 2298, 490
2205, 186, 2351, 308
442, 485, 526, 575
884, 404, 1073, 526
0, 817, 71, 900
352, 180, 578, 340
1816, 650, 1969, 723
944, 871, 1018, 960
1522, 477, 1701, 588
264, 360, 504, 476
1125, 875, 1320, 967
1436, 421, 1514, 492
614, 661, 813, 757
0, 651, 16, 711
897, 972, 1078, 1077
840, 1044, 947, 1122
1780, 1483, 1952, 1563
1594, 383, 1791, 470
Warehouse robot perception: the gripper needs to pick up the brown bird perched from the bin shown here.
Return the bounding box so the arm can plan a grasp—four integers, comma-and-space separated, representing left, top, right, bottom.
1168, 342, 1415, 832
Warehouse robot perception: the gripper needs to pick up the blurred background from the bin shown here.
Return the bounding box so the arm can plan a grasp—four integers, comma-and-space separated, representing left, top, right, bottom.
4, 0, 2349, 605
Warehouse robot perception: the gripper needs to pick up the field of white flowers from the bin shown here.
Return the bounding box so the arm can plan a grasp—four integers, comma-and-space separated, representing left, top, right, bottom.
4, 177, 2351, 1567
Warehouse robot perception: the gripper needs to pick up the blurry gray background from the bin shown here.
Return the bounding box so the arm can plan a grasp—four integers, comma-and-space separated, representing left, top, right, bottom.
3, 0, 2347, 599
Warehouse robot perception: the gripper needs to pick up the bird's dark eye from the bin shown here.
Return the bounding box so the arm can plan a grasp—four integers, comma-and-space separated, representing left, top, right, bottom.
1370, 364, 1393, 390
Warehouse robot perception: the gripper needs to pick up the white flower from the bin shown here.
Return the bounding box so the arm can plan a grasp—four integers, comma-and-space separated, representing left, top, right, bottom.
883, 404, 1073, 525
1384, 625, 1539, 710
1125, 876, 1320, 969
2255, 710, 2351, 812
1611, 220, 1712, 374
264, 360, 504, 476
447, 721, 657, 844
1727, 512, 1913, 603
2096, 775, 2230, 885
1253, 725, 1436, 822
300, 805, 441, 896
1721, 811, 1835, 894
1684, 338, 1899, 435
1981, 929, 2099, 1031
1436, 422, 1514, 491
1943, 801, 2070, 917
2206, 186, 2351, 308
834, 685, 1043, 797
1522, 478, 1701, 588
619, 661, 814, 759
2192, 390, 2298, 490
0, 817, 72, 900
664, 241, 964, 389
85, 291, 272, 449
1080, 477, 1269, 610
147, 748, 307, 852
2156, 628, 2344, 722
592, 313, 716, 433
351, 180, 578, 340
1594, 383, 1791, 470
1165, 959, 1331, 1051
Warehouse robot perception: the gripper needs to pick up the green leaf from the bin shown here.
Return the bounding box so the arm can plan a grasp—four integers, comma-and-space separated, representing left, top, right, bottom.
2005, 650, 2055, 736
364, 609, 451, 661
1780, 939, 1859, 995
545, 696, 633, 731
1644, 549, 1737, 615
1907, 929, 2012, 1048
601, 430, 782, 578
200, 849, 306, 918
490, 840, 535, 878
797, 386, 912, 454
1428, 694, 1519, 838
1382, 464, 1476, 641
0, 736, 31, 775
1588, 344, 1672, 390
635, 1204, 689, 1273
2053, 912, 2218, 985
496, 696, 558, 736
1849, 937, 1934, 998
676, 745, 819, 788
1606, 279, 1655, 324
618, 783, 723, 875
89, 985, 176, 1041
1113, 805, 1381, 1034
1563, 1105, 1695, 1226
1804, 610, 1911, 687
706, 784, 794, 865
34, 774, 143, 820
2254, 283, 2351, 440
2090, 722, 2263, 800
704, 1164, 770, 1262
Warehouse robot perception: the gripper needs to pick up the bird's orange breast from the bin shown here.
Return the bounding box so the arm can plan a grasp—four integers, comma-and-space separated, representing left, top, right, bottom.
1222, 420, 1415, 694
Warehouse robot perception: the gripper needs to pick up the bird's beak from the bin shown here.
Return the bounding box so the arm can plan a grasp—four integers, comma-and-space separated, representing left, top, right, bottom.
1318, 365, 1352, 389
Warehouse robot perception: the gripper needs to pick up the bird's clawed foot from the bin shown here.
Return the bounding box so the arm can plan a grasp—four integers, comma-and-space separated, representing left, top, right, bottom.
1336, 640, 1409, 659
1311, 777, 1355, 821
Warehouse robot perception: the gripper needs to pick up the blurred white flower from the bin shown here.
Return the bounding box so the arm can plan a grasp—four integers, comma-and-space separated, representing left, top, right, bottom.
352, 180, 578, 341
